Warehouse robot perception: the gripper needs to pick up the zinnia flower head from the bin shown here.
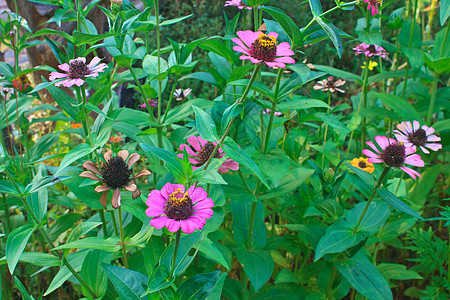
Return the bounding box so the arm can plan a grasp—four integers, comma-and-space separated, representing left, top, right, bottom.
364, 0, 381, 16
362, 136, 424, 179
13, 75, 30, 91
232, 30, 295, 68
80, 150, 151, 208
173, 88, 192, 101
178, 135, 239, 173
146, 183, 214, 234
394, 121, 442, 154
350, 157, 374, 174
49, 57, 107, 87
353, 43, 388, 59
224, 0, 252, 10
313, 76, 346, 93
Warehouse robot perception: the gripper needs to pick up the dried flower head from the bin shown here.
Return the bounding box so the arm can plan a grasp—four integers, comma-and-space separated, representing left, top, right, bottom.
313, 76, 346, 93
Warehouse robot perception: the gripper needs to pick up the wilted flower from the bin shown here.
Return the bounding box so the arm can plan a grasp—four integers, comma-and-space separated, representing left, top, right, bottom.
178, 135, 239, 173
362, 136, 424, 179
364, 0, 381, 16
350, 157, 374, 174
49, 57, 107, 87
353, 43, 388, 59
12, 75, 30, 91
394, 121, 442, 154
80, 150, 151, 208
224, 0, 252, 9
71, 123, 83, 129
146, 183, 214, 234
263, 109, 282, 116
361, 61, 378, 71
109, 136, 123, 144
232, 30, 295, 68
313, 76, 346, 93
174, 88, 192, 101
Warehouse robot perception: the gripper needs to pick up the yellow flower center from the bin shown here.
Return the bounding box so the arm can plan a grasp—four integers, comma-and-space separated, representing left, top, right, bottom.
165, 188, 193, 220
257, 34, 277, 48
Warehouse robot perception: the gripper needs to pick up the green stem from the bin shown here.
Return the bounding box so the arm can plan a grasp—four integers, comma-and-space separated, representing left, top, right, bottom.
326, 266, 338, 299
4, 169, 97, 299
161, 75, 179, 124
118, 207, 128, 268
439, 22, 449, 58
402, 0, 418, 98
322, 92, 331, 169
170, 230, 181, 277
129, 66, 147, 105
247, 201, 258, 249
80, 87, 94, 147
110, 210, 119, 237
262, 100, 277, 154
99, 209, 108, 238
394, 172, 405, 196
353, 167, 390, 233
302, 1, 357, 33
426, 73, 439, 126
238, 169, 253, 194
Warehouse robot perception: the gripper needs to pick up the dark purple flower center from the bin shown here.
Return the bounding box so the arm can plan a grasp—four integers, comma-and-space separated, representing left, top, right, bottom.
165, 189, 193, 220
101, 157, 131, 188
69, 60, 91, 79
408, 128, 427, 147
381, 143, 406, 168
197, 142, 220, 165
368, 45, 376, 53
358, 161, 367, 169
249, 34, 277, 62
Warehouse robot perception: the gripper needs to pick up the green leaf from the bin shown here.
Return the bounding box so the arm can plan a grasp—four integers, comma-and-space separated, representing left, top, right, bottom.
30, 28, 73, 43
192, 170, 227, 185
263, 6, 303, 48
345, 201, 390, 234
308, 0, 323, 16
316, 17, 342, 57
313, 65, 361, 82
314, 220, 364, 261
81, 250, 111, 298
145, 264, 172, 295
47, 213, 82, 241
254, 152, 290, 188
178, 271, 221, 300
335, 252, 393, 300
222, 137, 269, 189
373, 92, 422, 122
260, 167, 314, 200
53, 237, 121, 252
205, 272, 227, 300
231, 198, 266, 249
160, 14, 193, 26
102, 263, 148, 300
0, 252, 60, 267
142, 55, 169, 80
235, 248, 274, 292
14, 277, 32, 300
46, 82, 80, 121
140, 144, 192, 184
221, 102, 244, 135
192, 105, 219, 142
54, 143, 96, 176
377, 189, 423, 219
164, 98, 213, 125
196, 239, 230, 270
6, 225, 36, 274
277, 96, 331, 112
377, 263, 422, 280
441, 0, 450, 25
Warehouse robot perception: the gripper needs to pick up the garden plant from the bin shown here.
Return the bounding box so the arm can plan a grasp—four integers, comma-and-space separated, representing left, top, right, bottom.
0, 0, 449, 298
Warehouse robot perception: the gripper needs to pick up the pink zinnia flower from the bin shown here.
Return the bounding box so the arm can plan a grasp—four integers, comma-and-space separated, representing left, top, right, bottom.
263, 109, 282, 116
146, 183, 214, 234
364, 0, 381, 16
49, 57, 107, 87
394, 120, 442, 154
232, 30, 295, 68
224, 0, 252, 9
353, 43, 388, 59
177, 135, 239, 173
362, 136, 424, 179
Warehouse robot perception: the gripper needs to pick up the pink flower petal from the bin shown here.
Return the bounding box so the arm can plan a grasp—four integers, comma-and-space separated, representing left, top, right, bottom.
367, 158, 384, 163
146, 190, 166, 207
187, 135, 202, 152
49, 72, 69, 81
374, 136, 389, 150
362, 149, 380, 159
232, 38, 249, 52
87, 57, 101, 68
150, 216, 170, 229
179, 143, 199, 157
266, 32, 278, 39
366, 141, 380, 154
265, 61, 286, 68
424, 143, 442, 151
180, 220, 195, 234
400, 166, 421, 179
189, 187, 208, 203
427, 135, 441, 142
275, 42, 294, 56
405, 147, 415, 155
233, 45, 250, 55
273, 56, 296, 64
161, 183, 185, 199
405, 154, 424, 167
58, 63, 70, 72
237, 30, 260, 48
193, 197, 214, 210
167, 220, 181, 232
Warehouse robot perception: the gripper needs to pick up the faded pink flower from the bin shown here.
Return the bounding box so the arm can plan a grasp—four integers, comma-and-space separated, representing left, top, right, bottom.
353, 43, 388, 59
362, 136, 424, 179
313, 76, 346, 93
364, 0, 381, 16
232, 30, 295, 68
224, 0, 252, 9
263, 109, 282, 116
146, 183, 214, 234
178, 135, 239, 173
49, 57, 107, 87
394, 120, 442, 154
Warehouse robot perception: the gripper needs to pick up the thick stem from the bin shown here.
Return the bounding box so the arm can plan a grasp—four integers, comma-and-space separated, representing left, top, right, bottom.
246, 201, 258, 249
161, 75, 179, 124
110, 210, 119, 236
262, 100, 277, 154
99, 209, 108, 238
426, 73, 439, 126
118, 207, 128, 268
353, 167, 390, 233
170, 230, 181, 277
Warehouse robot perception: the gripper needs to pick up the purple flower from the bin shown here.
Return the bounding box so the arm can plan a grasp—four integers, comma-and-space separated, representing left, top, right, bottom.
174, 88, 192, 101
177, 135, 239, 173
353, 43, 388, 59
141, 99, 157, 109
394, 120, 442, 154
49, 57, 107, 87
263, 109, 282, 116
362, 136, 424, 179
364, 0, 381, 16
232, 30, 295, 68
224, 0, 252, 9
146, 183, 214, 234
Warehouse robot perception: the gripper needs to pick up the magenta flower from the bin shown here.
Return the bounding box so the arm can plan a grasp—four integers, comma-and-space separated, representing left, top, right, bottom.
140, 99, 157, 109
177, 135, 239, 173
353, 43, 388, 59
394, 121, 442, 154
263, 108, 282, 116
224, 0, 252, 9
364, 0, 381, 16
232, 30, 295, 68
362, 136, 424, 179
146, 183, 214, 234
49, 57, 107, 87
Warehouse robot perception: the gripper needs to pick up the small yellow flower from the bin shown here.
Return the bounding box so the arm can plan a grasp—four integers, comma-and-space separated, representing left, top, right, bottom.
350, 157, 374, 174
361, 61, 378, 71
